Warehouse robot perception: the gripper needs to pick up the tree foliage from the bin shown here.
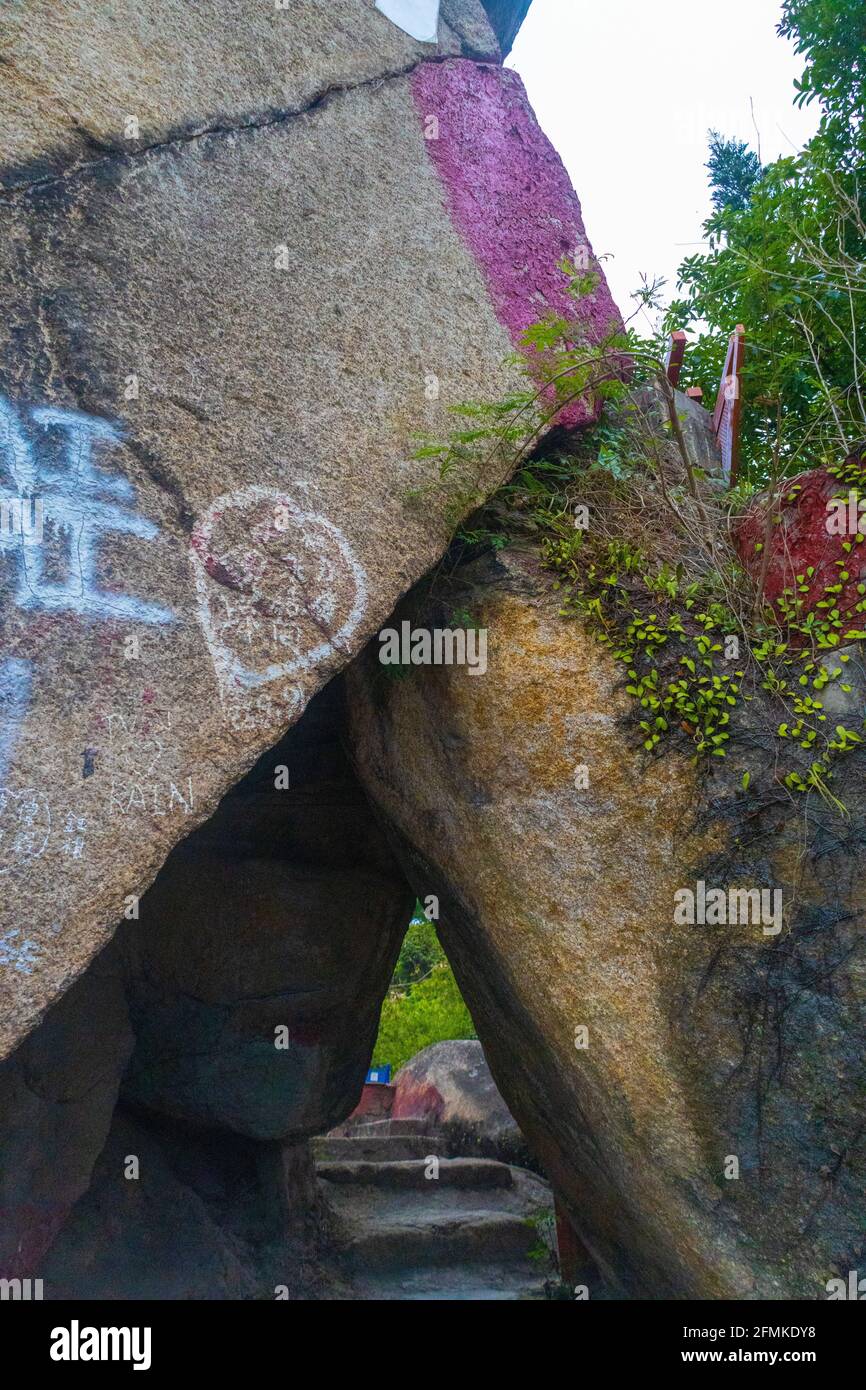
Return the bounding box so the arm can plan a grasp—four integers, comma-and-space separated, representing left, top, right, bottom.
391, 912, 443, 988
664, 1, 866, 485
779, 0, 866, 160
706, 131, 763, 213
373, 922, 476, 1073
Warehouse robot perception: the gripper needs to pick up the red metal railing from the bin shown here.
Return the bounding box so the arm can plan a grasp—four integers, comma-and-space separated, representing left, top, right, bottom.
665, 326, 745, 485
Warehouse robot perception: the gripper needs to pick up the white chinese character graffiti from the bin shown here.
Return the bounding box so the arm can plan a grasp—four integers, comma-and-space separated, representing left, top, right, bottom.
0, 395, 173, 624
0, 784, 51, 871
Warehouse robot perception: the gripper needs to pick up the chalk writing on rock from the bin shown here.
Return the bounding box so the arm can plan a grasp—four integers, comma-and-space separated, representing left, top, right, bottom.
0, 395, 173, 624
103, 706, 195, 818
62, 813, 87, 860
190, 486, 368, 721
0, 786, 51, 876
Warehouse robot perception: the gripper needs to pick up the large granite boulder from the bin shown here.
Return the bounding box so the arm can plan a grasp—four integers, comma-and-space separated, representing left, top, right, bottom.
40, 1114, 322, 1300
0, 0, 617, 1063
346, 543, 866, 1299
3, 0, 630, 1296
392, 1039, 528, 1161
0, 677, 412, 1288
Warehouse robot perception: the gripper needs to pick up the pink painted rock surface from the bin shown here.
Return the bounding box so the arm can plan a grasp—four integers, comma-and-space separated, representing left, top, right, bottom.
413, 59, 623, 423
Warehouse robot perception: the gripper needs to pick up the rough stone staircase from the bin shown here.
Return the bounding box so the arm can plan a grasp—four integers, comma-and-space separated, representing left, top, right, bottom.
313, 1118, 557, 1300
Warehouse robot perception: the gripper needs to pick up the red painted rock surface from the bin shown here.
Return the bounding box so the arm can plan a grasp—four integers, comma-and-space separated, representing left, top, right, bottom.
349, 1082, 396, 1121
392, 1074, 446, 1124
391, 1040, 522, 1153
735, 448, 866, 633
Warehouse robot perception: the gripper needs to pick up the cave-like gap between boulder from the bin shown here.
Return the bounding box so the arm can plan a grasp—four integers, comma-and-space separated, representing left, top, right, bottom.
0, 651, 588, 1299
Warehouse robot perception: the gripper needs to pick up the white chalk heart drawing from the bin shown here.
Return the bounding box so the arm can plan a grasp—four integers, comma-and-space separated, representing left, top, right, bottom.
375, 0, 440, 44
190, 487, 368, 710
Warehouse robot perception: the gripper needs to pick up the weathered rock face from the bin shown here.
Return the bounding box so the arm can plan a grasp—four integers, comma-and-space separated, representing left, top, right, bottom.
0, 0, 503, 179
7, 0, 864, 1302
40, 1115, 322, 1301
346, 544, 866, 1299
0, 937, 132, 1279
0, 0, 618, 1059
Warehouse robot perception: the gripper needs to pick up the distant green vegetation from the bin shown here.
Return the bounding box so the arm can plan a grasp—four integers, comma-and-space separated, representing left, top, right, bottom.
372, 907, 476, 1074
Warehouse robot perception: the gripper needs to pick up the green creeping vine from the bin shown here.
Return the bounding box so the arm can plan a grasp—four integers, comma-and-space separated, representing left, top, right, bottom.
546, 531, 741, 759
542, 522, 864, 808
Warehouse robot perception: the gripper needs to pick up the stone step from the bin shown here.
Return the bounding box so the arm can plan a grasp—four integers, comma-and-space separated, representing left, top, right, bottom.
311, 1134, 442, 1163
317, 1157, 514, 1191
349, 1118, 434, 1138
348, 1262, 550, 1301
340, 1210, 539, 1271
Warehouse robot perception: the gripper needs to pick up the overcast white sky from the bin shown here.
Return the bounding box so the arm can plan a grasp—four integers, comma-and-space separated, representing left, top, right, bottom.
508, 0, 821, 330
